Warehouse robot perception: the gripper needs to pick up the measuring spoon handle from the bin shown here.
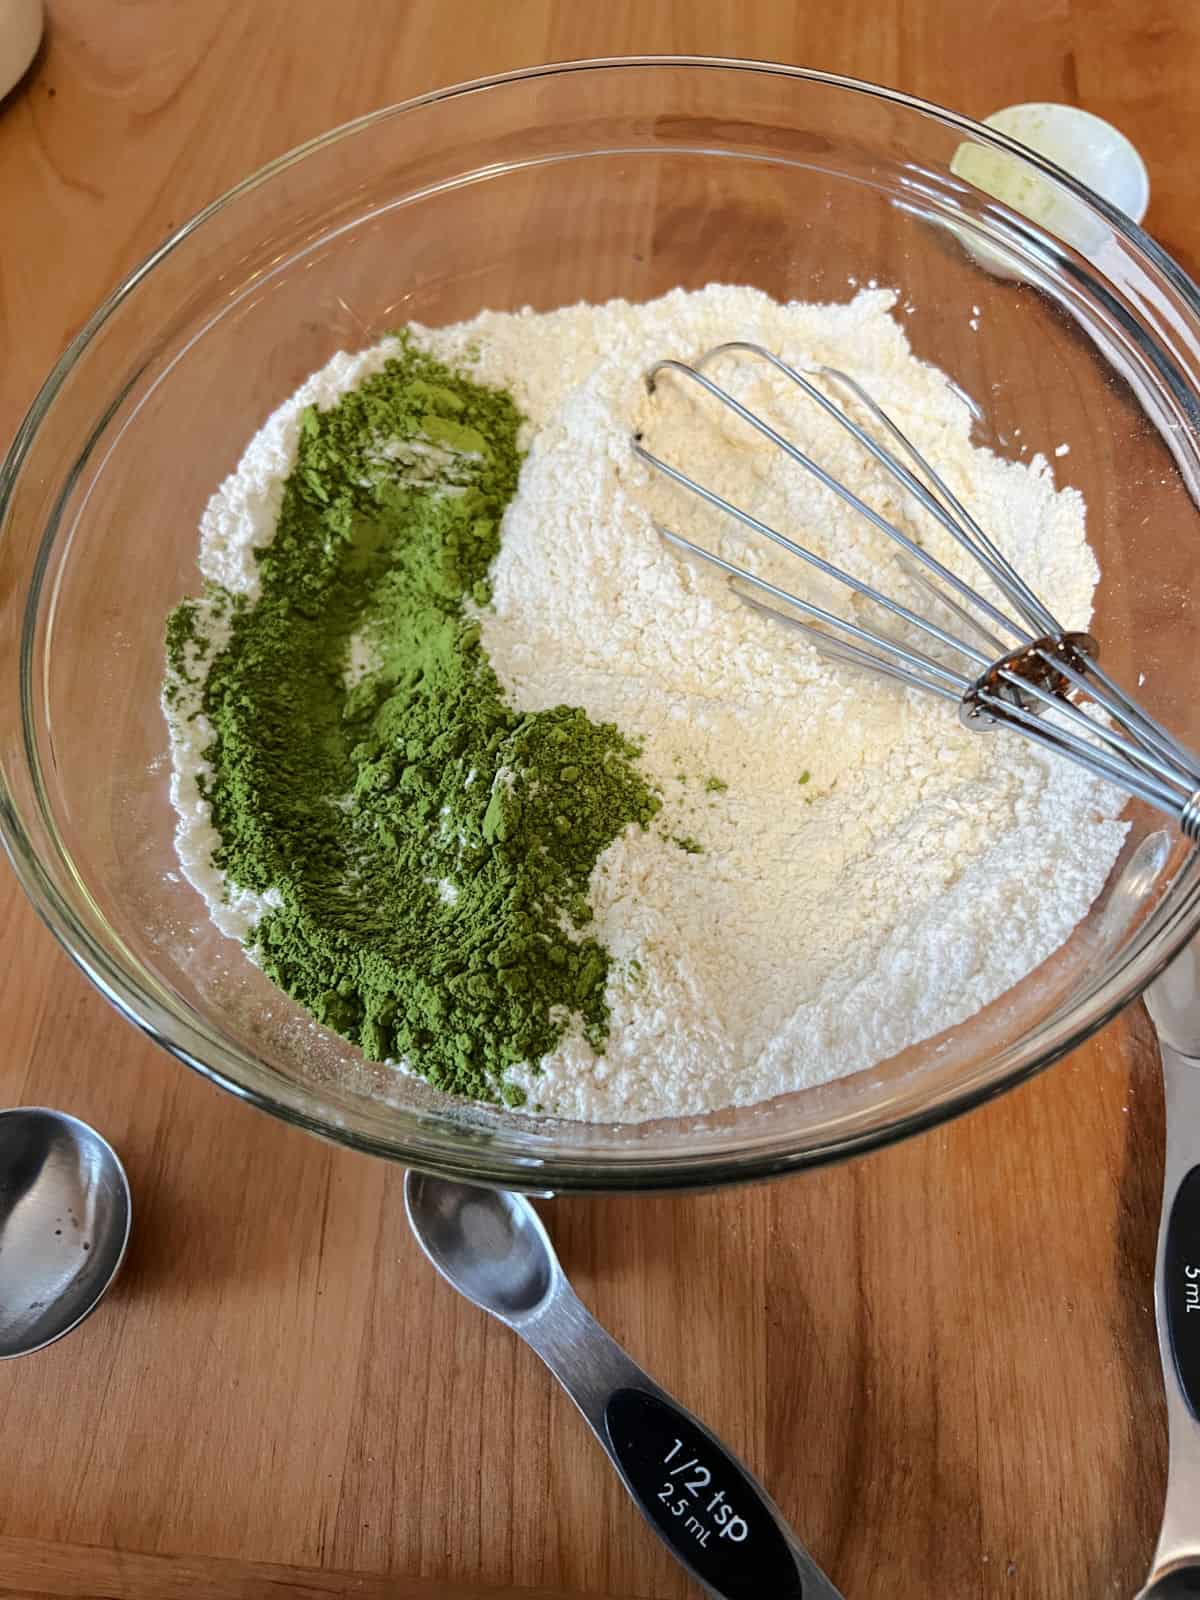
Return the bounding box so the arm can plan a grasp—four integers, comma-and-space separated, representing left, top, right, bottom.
519, 1284, 844, 1600
1140, 1038, 1200, 1594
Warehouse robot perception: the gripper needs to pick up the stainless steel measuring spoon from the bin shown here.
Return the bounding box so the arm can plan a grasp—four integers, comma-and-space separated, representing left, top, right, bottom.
0, 1107, 131, 1359
405, 1171, 844, 1599
1140, 934, 1200, 1595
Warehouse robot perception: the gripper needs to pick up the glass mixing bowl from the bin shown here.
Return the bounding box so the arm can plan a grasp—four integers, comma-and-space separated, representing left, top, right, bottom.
3, 59, 1200, 1191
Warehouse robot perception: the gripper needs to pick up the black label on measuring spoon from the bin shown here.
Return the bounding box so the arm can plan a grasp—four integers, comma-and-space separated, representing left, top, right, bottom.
1166, 1164, 1200, 1419
604, 1388, 805, 1599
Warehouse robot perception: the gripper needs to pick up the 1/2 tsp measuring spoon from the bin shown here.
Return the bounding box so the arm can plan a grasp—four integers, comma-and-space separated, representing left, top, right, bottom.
404, 1171, 844, 1600
1140, 935, 1200, 1596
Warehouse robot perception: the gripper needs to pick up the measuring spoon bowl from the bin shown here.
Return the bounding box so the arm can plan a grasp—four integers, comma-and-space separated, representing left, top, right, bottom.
403, 1175, 554, 1321
0, 1107, 131, 1359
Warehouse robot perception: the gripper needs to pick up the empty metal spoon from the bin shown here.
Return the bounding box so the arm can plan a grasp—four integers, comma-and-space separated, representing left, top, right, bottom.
405, 1171, 843, 1600
1140, 938, 1200, 1596
0, 1108, 131, 1359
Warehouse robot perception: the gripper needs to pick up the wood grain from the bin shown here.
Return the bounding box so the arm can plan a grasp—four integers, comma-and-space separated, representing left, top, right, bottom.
0, 1532, 628, 1600
1, 2, 1197, 1596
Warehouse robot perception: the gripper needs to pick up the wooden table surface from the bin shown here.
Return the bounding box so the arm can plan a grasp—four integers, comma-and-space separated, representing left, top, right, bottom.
2, 4, 1199, 1597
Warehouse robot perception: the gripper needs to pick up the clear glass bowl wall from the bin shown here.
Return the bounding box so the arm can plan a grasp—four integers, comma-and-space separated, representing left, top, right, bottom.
2, 60, 1199, 1189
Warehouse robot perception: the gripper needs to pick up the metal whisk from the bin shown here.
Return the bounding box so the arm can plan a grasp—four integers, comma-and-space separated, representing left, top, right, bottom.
633, 343, 1200, 842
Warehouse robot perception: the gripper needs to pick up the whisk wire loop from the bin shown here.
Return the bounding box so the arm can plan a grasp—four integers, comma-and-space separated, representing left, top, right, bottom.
637, 344, 1200, 842
696, 343, 1063, 641
642, 357, 1027, 651
658, 524, 969, 694
812, 361, 1064, 640
637, 444, 992, 674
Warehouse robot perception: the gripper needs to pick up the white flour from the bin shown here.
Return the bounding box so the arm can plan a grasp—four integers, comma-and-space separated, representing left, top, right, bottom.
166, 285, 1127, 1122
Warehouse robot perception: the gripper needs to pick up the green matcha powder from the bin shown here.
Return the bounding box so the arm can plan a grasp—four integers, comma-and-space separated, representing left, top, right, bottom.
165, 340, 661, 1106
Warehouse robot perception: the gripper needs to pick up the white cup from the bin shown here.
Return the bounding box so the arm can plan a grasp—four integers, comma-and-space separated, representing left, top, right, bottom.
979, 103, 1149, 225
0, 0, 44, 103
949, 102, 1150, 274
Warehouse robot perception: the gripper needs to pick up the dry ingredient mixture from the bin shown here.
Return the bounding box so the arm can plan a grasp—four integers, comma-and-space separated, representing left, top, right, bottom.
165, 285, 1127, 1122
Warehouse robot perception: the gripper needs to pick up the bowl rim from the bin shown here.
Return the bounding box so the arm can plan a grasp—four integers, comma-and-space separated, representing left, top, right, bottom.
2, 55, 1198, 1191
